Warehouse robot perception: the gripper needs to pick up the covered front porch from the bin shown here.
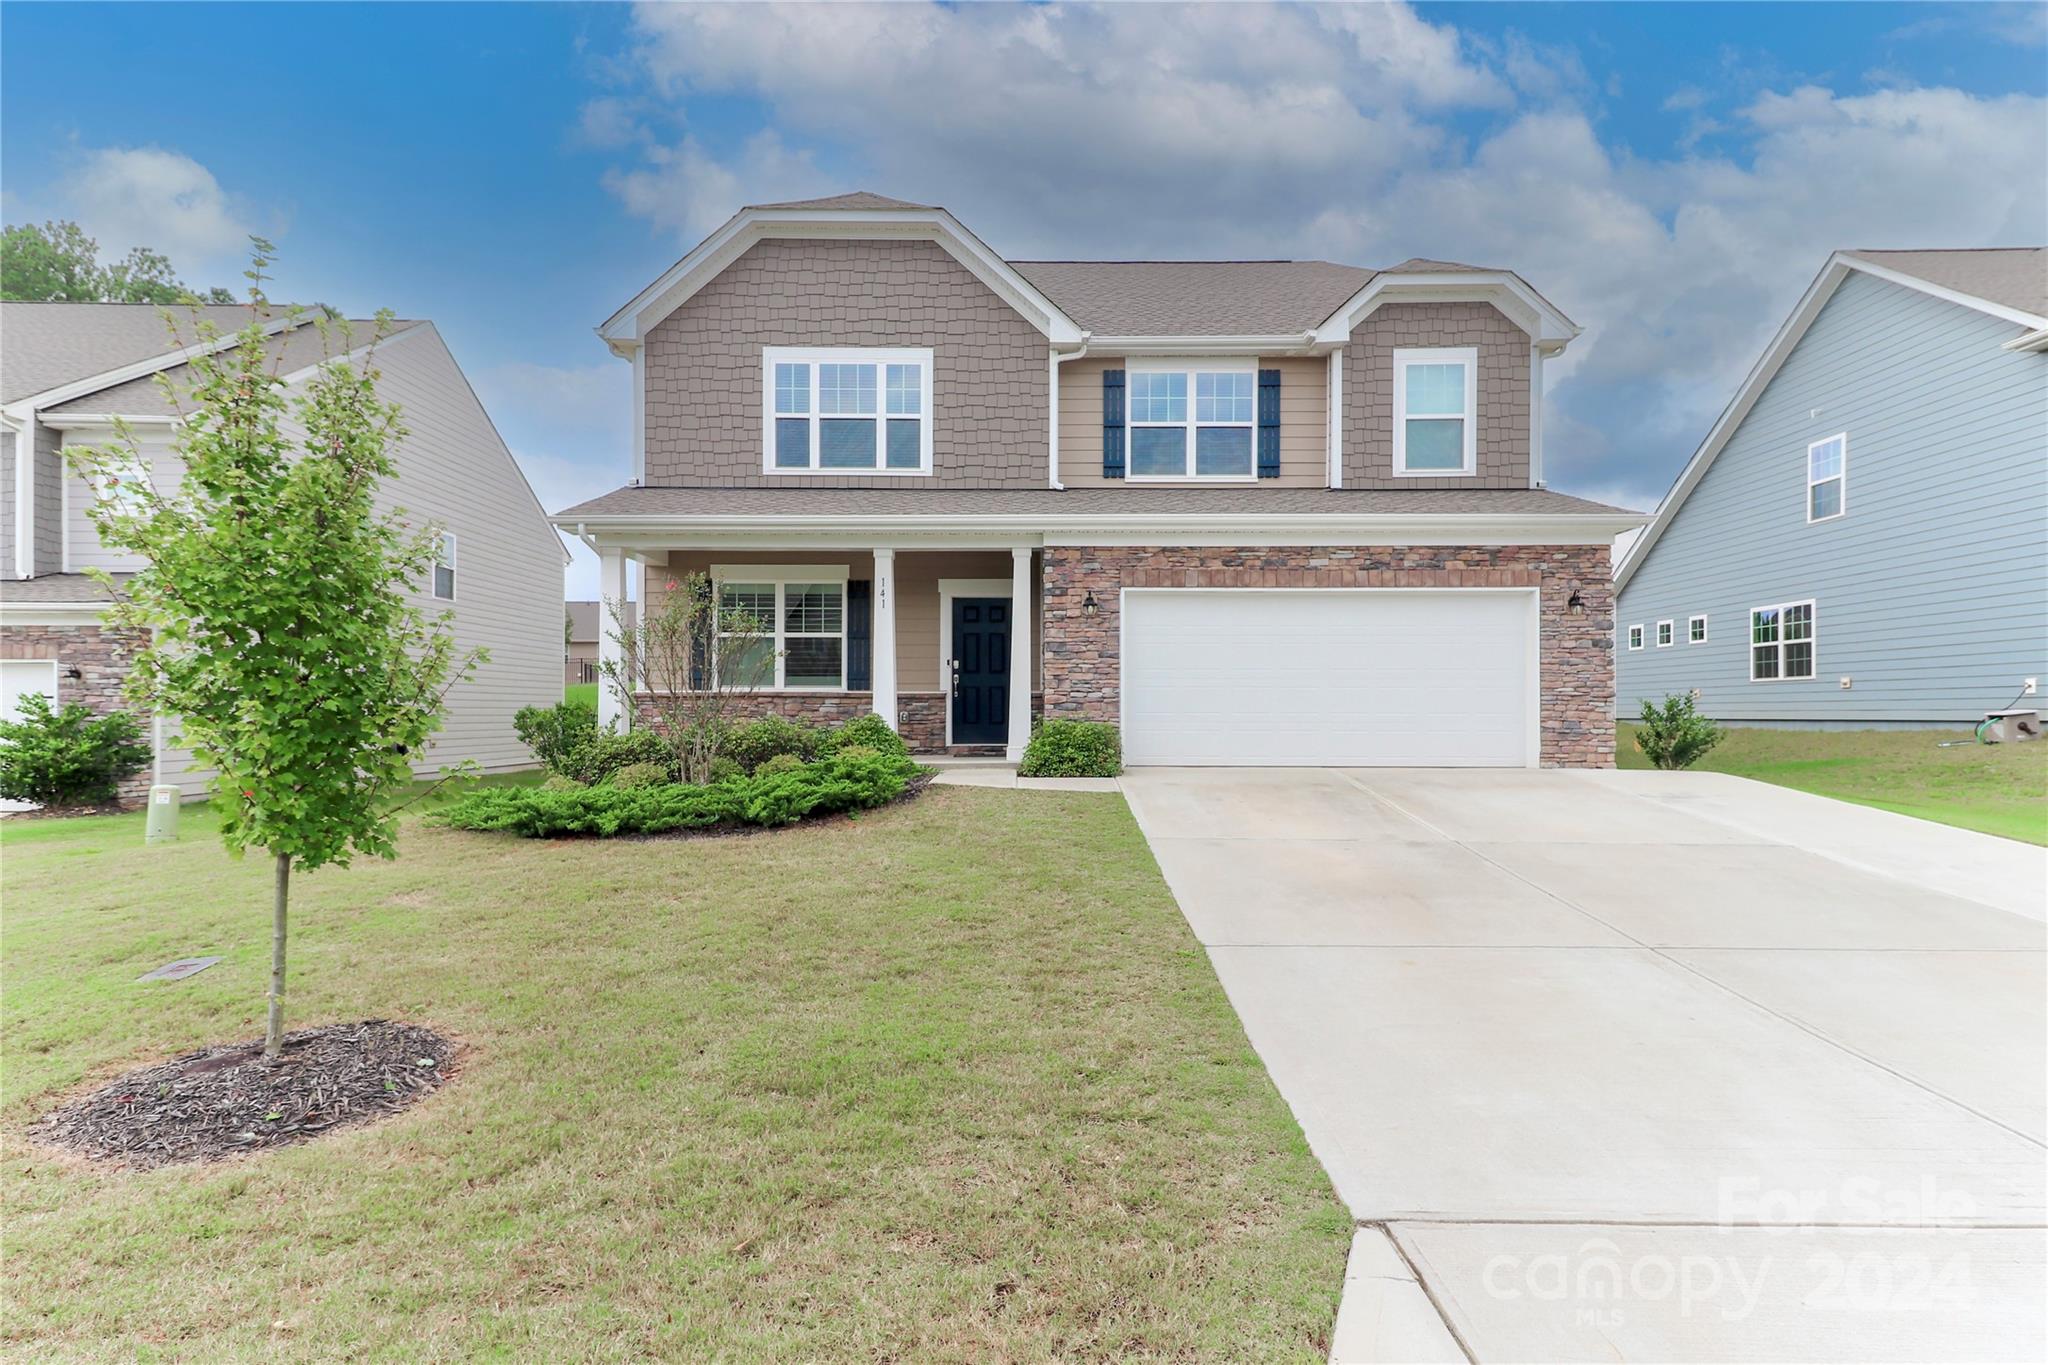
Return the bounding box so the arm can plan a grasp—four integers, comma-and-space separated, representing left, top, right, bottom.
590, 542, 1043, 760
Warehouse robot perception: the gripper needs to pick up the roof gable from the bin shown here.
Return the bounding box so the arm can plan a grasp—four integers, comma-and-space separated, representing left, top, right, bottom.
1615, 249, 2048, 590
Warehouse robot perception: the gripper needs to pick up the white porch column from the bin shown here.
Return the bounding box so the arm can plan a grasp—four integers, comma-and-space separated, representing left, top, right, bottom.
870, 547, 898, 730
597, 546, 629, 732
1007, 546, 1034, 762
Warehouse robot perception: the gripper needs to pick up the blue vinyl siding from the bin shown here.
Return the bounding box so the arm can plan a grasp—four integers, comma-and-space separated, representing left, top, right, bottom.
1618, 270, 2048, 725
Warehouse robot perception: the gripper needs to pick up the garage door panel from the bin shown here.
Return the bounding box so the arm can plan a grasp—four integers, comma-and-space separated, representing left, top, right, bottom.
1122, 591, 1533, 767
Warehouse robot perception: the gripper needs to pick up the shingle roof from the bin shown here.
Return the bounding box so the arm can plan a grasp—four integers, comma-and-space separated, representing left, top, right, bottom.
554, 484, 1639, 521
1845, 248, 2048, 319
41, 316, 411, 418
748, 191, 936, 212
2, 302, 271, 403
0, 572, 127, 604
1011, 260, 1374, 336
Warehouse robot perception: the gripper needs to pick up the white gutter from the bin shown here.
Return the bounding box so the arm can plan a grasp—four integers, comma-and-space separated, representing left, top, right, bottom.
1085, 332, 1322, 356
2003, 327, 2048, 353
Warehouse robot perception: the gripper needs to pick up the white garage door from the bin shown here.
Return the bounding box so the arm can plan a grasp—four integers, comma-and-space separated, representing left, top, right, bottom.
2, 660, 59, 725
1121, 590, 1536, 767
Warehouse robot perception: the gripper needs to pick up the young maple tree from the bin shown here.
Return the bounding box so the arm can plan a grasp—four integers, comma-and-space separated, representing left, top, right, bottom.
71, 245, 481, 1059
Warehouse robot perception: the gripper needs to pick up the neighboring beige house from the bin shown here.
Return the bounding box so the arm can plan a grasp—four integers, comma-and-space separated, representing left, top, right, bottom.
564, 599, 634, 685
1, 302, 568, 800
557, 192, 1645, 766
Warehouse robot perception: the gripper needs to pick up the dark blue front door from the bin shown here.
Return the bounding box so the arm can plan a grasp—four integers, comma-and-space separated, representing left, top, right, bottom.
951, 597, 1009, 744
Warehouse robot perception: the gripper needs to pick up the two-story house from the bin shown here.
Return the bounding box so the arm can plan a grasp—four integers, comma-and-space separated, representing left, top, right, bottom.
555, 192, 1644, 768
1, 302, 569, 801
1616, 249, 2047, 728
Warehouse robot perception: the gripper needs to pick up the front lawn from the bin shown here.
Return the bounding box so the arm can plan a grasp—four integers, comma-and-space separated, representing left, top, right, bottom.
1, 788, 1347, 1361
1617, 723, 2048, 845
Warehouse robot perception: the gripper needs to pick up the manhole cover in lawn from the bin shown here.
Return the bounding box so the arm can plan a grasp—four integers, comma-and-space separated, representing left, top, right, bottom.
31, 1019, 456, 1169
137, 956, 223, 982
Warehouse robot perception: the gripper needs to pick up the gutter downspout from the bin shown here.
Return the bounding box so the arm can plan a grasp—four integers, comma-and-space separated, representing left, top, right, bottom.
1049, 337, 1091, 490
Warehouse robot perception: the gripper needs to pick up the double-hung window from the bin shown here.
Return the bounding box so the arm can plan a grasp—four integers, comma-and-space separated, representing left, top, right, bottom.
1807, 434, 1846, 522
1127, 361, 1255, 479
714, 567, 847, 690
1394, 347, 1477, 476
1750, 600, 1816, 681
432, 533, 456, 601
764, 347, 932, 474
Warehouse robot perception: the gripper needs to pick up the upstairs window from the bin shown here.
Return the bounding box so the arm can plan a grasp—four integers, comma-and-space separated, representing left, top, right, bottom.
764, 348, 931, 474
1127, 362, 1256, 479
1394, 347, 1477, 476
1627, 624, 1644, 651
433, 533, 456, 601
1750, 600, 1816, 681
1807, 434, 1846, 522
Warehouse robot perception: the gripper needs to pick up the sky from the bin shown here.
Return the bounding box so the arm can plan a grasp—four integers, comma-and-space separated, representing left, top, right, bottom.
3, 1, 2043, 596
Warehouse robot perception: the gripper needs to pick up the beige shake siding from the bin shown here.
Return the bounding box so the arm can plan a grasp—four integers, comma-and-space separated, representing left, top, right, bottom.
1342, 301, 1532, 489
1058, 355, 1328, 487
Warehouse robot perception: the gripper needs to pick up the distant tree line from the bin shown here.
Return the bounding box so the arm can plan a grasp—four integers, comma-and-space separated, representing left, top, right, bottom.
1, 219, 237, 304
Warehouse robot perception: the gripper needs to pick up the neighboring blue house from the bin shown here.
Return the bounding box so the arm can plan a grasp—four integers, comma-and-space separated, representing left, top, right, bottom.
1615, 248, 2047, 728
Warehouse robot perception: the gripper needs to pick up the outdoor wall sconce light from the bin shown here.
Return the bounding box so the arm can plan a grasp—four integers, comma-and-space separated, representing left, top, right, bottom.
63, 666, 84, 680
1566, 585, 1585, 613
1082, 589, 1098, 616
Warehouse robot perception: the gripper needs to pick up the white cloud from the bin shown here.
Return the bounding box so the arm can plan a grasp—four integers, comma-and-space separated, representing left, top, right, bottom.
591, 2, 2046, 505
57, 146, 262, 275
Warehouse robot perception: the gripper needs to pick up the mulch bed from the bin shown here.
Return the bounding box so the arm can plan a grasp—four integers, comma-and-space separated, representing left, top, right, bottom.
30, 1020, 457, 1170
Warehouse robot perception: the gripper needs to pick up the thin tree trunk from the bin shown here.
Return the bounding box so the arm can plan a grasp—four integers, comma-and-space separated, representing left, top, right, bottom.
264, 852, 290, 1060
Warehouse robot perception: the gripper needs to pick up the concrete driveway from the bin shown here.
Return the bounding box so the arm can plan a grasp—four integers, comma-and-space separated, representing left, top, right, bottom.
1120, 767, 2048, 1363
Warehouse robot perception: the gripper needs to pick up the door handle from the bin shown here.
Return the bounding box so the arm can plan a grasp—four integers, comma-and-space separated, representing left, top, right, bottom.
949, 658, 961, 698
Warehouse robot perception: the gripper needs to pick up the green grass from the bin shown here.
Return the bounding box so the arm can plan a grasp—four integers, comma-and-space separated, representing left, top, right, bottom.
564, 682, 597, 708
1618, 723, 2048, 845
1, 787, 1347, 1361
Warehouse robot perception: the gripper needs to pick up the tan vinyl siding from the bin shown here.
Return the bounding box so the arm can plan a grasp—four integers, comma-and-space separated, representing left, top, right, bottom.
645, 550, 1040, 694
0, 431, 13, 570
63, 430, 183, 574
33, 422, 62, 574
1059, 355, 1328, 488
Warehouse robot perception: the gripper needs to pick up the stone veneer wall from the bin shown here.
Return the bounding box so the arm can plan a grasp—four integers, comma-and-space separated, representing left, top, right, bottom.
632, 689, 1039, 755
1040, 545, 1615, 768
0, 623, 154, 805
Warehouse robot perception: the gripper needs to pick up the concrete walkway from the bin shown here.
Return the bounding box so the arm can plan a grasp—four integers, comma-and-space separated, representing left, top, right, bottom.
1119, 767, 2047, 1364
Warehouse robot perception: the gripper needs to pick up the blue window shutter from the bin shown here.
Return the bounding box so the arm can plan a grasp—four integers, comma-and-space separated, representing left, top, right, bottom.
847, 580, 873, 691
1257, 368, 1282, 479
1102, 369, 1126, 479
688, 579, 713, 691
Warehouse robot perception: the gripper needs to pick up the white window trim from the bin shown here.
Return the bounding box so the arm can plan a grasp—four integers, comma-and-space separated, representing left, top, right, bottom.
711, 564, 852, 692
1627, 623, 1644, 651
1688, 613, 1708, 644
432, 531, 457, 602
1655, 619, 1674, 648
1, 659, 60, 725
1748, 598, 1817, 683
1806, 432, 1847, 523
761, 347, 933, 477
1393, 346, 1478, 477
1124, 357, 1258, 483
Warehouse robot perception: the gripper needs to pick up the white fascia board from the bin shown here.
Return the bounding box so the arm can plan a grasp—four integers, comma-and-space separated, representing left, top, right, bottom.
1841, 255, 2048, 332
597, 207, 1086, 347
37, 413, 184, 431
1, 311, 306, 426
1, 601, 111, 625
554, 511, 1648, 549
1312, 272, 1581, 351
1087, 334, 1324, 357
1615, 256, 1852, 590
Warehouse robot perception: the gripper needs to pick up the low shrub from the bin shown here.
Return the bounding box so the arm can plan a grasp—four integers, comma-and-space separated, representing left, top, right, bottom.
821, 713, 909, 758
0, 694, 151, 805
706, 756, 744, 784
513, 699, 596, 773
560, 729, 677, 786
1018, 719, 1121, 778
539, 774, 585, 794
1633, 692, 1725, 770
753, 752, 808, 778
726, 714, 820, 772
607, 761, 669, 789
437, 750, 917, 838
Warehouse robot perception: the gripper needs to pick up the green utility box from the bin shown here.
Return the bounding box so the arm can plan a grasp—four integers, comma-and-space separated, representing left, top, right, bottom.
145, 785, 180, 843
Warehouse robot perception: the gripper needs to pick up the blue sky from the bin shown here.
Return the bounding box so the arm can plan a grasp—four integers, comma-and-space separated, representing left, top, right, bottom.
4, 1, 2042, 593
